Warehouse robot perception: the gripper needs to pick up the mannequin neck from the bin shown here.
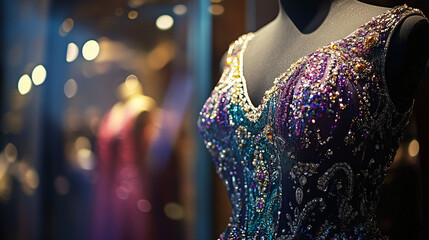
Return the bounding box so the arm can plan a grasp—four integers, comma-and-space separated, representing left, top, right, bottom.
277, 0, 356, 33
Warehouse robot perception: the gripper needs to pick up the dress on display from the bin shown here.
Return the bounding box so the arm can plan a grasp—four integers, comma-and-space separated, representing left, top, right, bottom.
92, 109, 154, 240
198, 5, 425, 239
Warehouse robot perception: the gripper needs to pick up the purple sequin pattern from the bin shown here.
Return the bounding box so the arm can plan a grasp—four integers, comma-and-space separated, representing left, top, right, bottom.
198, 5, 423, 239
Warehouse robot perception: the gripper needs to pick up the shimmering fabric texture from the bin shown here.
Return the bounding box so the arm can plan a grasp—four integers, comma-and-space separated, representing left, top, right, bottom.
198, 5, 423, 239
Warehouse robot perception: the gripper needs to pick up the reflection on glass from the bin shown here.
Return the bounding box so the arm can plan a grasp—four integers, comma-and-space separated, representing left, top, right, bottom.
82, 40, 100, 61
31, 65, 47, 85
156, 15, 174, 30
66, 43, 79, 62
18, 74, 32, 95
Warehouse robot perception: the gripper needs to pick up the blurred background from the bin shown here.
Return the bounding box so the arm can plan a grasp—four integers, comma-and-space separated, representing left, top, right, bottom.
0, 0, 429, 240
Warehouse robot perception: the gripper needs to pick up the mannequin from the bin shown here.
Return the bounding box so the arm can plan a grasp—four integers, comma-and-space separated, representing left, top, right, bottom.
106, 80, 156, 135
91, 80, 157, 240
200, 2, 429, 238
240, 0, 429, 113
200, 2, 429, 237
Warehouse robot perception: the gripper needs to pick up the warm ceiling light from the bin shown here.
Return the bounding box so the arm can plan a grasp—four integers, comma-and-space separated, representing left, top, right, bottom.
18, 74, 32, 95
156, 15, 174, 30
31, 65, 47, 85
66, 43, 79, 62
82, 40, 100, 61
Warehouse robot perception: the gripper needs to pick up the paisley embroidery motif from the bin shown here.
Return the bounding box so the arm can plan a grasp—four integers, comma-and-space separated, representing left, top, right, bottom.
197, 5, 423, 239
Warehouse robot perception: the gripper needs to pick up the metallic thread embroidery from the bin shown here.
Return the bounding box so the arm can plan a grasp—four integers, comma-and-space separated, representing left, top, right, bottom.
197, 5, 421, 239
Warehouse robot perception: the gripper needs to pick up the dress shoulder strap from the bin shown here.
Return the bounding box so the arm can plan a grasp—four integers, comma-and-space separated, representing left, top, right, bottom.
355, 5, 426, 59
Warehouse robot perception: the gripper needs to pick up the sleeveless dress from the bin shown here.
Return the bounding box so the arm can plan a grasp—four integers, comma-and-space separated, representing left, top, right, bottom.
198, 5, 425, 240
92, 110, 155, 240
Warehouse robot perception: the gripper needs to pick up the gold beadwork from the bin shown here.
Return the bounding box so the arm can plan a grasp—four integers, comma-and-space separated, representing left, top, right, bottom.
364, 32, 379, 49
354, 63, 366, 72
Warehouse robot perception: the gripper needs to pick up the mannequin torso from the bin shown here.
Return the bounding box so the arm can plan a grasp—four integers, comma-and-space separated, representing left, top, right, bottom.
200, 4, 427, 238
240, 0, 429, 113
201, 3, 429, 238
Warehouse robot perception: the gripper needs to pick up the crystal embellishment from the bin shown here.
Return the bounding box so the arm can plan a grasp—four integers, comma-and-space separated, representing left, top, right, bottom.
197, 4, 422, 239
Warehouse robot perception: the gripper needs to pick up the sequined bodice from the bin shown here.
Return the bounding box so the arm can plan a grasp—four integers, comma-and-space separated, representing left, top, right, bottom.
198, 5, 422, 239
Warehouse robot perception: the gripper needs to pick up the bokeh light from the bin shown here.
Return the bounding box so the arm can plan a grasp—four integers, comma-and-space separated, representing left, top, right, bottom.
64, 78, 78, 98
18, 74, 32, 95
4, 143, 17, 163
125, 74, 139, 90
209, 4, 224, 15
82, 40, 100, 61
77, 149, 95, 170
75, 136, 91, 152
164, 202, 184, 220
66, 43, 79, 62
156, 15, 174, 30
137, 199, 152, 213
31, 65, 47, 85
59, 18, 74, 36
25, 168, 39, 190
116, 186, 130, 200
173, 4, 187, 15
115, 8, 124, 16
128, 10, 138, 20
408, 139, 420, 157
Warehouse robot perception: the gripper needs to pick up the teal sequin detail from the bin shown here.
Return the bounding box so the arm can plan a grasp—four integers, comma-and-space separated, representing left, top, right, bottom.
198, 5, 423, 239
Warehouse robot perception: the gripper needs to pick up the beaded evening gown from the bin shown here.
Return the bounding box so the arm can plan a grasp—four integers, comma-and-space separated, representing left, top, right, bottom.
197, 5, 425, 239
92, 110, 154, 240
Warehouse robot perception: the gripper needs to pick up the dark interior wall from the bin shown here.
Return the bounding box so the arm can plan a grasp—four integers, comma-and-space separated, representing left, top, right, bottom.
416, 67, 429, 240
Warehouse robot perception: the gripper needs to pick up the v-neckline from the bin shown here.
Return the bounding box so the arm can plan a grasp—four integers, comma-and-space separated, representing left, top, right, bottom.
236, 4, 407, 122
